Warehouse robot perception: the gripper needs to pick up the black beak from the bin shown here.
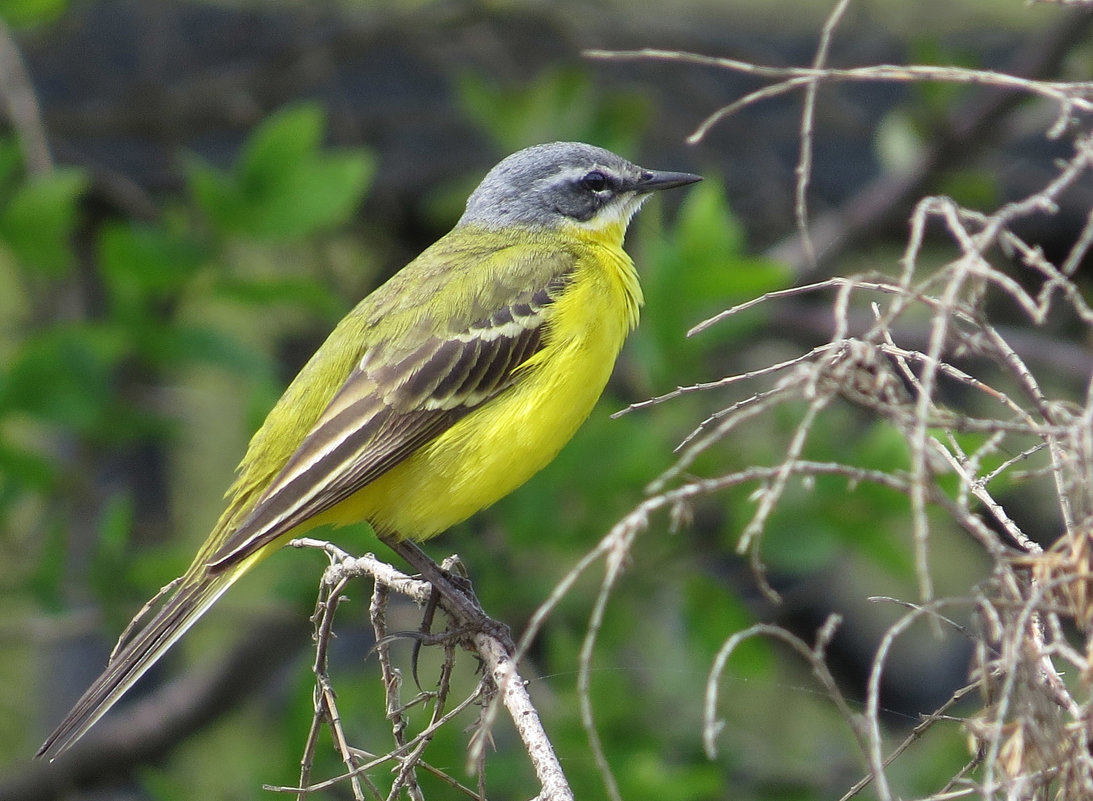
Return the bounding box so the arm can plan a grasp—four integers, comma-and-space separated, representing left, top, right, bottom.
635, 169, 703, 193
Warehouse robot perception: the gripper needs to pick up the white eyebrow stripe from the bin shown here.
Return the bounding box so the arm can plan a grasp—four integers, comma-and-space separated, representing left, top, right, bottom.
540, 163, 618, 188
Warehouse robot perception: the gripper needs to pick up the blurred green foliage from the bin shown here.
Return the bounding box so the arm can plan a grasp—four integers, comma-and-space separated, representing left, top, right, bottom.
188, 104, 374, 240
458, 66, 651, 158
0, 154, 86, 273
1, 102, 375, 611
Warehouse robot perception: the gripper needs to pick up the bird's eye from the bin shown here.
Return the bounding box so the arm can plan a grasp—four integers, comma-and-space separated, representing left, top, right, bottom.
580, 170, 608, 192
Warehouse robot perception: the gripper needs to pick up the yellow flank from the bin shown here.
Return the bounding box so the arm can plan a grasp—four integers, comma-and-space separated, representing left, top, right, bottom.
317, 223, 642, 538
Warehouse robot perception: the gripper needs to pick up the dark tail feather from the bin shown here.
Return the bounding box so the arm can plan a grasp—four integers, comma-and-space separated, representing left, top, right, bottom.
36, 563, 249, 760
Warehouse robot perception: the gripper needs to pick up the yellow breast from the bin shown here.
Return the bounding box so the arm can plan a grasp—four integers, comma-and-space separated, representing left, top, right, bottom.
326, 228, 642, 540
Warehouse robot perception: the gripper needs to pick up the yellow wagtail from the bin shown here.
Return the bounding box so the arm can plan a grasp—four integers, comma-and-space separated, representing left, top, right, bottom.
37, 141, 700, 758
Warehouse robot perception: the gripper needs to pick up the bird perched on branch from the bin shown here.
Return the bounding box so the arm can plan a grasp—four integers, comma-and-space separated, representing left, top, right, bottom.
38, 141, 700, 758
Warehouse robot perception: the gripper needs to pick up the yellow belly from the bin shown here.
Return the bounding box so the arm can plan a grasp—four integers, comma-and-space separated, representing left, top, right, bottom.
317, 235, 641, 540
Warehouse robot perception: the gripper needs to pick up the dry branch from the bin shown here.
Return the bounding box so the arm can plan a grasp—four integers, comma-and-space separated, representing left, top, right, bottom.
268, 538, 575, 801
584, 5, 1093, 799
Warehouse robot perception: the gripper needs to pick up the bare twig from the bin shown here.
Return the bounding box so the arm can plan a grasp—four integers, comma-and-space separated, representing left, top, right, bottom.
474, 633, 574, 801
591, 7, 1093, 275
0, 18, 52, 175
585, 56, 1093, 141
282, 538, 574, 801
794, 0, 853, 268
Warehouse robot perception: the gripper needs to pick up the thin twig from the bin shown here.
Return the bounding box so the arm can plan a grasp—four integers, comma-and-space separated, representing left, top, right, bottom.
287, 538, 573, 801
0, 18, 52, 175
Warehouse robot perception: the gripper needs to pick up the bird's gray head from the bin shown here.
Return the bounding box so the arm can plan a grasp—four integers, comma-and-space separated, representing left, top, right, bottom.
459, 142, 701, 231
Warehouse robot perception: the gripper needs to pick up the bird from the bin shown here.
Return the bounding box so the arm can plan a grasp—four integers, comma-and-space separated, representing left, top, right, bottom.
37, 141, 701, 759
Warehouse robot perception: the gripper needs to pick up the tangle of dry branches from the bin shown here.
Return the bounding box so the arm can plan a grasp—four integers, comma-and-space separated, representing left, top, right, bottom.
580, 4, 1093, 800
269, 538, 574, 801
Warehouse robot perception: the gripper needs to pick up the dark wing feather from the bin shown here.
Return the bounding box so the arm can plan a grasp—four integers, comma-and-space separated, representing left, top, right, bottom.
206, 274, 564, 571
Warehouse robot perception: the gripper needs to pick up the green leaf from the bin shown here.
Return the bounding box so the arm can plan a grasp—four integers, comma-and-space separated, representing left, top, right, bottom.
0, 166, 88, 273
457, 67, 649, 155
0, 0, 68, 27
875, 110, 925, 175
940, 168, 999, 211
0, 438, 56, 490
144, 324, 273, 375
186, 154, 240, 232
240, 151, 374, 239
0, 323, 125, 431
0, 138, 24, 193
185, 104, 374, 240
240, 103, 326, 186
99, 221, 207, 314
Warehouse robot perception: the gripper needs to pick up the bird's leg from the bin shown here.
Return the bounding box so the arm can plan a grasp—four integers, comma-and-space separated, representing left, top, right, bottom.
409, 580, 441, 690
380, 535, 514, 654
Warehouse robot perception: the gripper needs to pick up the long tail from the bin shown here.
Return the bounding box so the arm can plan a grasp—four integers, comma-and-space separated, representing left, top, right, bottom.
36, 553, 261, 760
